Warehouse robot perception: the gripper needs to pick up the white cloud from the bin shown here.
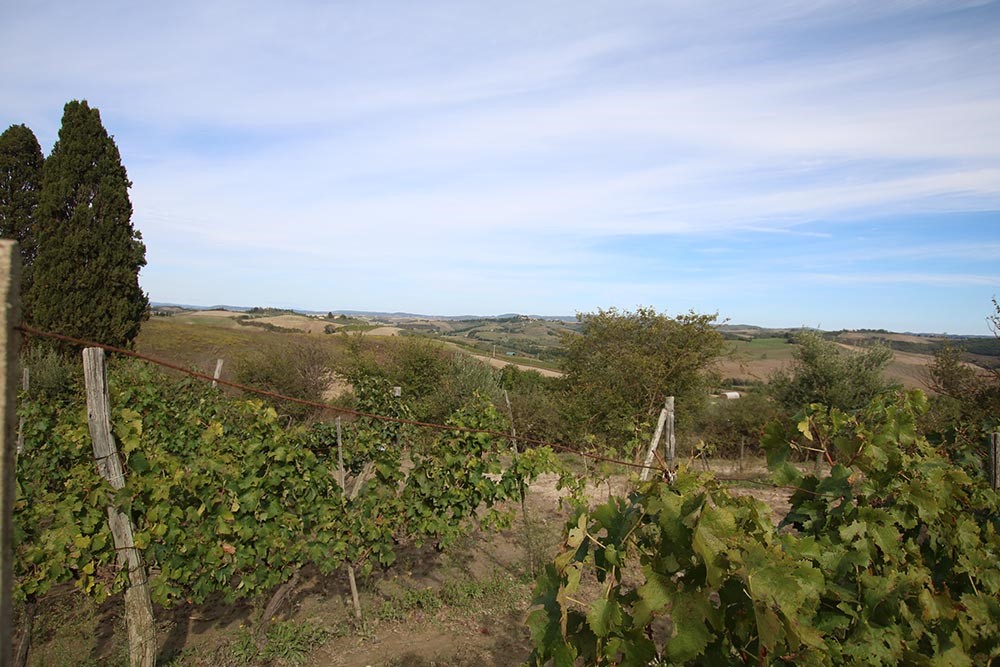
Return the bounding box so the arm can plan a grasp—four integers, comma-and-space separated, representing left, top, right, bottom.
3, 0, 999, 330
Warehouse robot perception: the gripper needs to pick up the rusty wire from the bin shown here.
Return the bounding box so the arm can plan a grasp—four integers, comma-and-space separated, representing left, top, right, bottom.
16, 323, 662, 471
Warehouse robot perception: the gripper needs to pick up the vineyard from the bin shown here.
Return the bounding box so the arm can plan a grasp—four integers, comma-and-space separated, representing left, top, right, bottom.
7, 332, 1000, 665
12, 345, 566, 665
3, 308, 1000, 665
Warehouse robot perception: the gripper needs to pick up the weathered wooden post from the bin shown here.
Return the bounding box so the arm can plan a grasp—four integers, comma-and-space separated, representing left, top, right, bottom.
639, 400, 669, 482
639, 396, 676, 482
15, 368, 27, 457
665, 396, 676, 468
990, 432, 1000, 491
392, 386, 402, 447
212, 358, 224, 388
336, 418, 363, 621
1, 241, 21, 667
83, 348, 156, 667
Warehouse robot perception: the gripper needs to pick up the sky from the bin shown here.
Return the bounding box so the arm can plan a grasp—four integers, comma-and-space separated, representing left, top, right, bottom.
2, 1, 999, 334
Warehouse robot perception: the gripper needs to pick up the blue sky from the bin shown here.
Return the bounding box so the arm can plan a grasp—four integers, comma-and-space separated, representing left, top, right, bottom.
2, 1, 999, 333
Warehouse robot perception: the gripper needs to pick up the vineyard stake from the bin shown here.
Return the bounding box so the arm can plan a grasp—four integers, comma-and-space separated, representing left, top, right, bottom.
336, 418, 363, 621
83, 348, 156, 667
504, 389, 535, 575
15, 368, 27, 456
639, 401, 668, 482
639, 397, 674, 482
212, 358, 224, 388
665, 396, 675, 468
1, 241, 21, 667
991, 432, 1000, 491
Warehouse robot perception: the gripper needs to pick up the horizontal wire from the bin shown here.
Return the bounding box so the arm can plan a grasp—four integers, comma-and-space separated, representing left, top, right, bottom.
16, 323, 659, 472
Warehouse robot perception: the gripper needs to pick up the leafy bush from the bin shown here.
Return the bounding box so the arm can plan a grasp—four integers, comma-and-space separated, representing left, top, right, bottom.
923, 343, 1000, 475
20, 344, 80, 402
339, 335, 502, 425
562, 307, 724, 452
234, 338, 333, 419
695, 391, 779, 458
529, 391, 1000, 665
768, 330, 895, 417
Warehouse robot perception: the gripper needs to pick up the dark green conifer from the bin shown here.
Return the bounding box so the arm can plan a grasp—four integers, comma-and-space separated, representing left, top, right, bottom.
27, 100, 148, 350
0, 123, 43, 298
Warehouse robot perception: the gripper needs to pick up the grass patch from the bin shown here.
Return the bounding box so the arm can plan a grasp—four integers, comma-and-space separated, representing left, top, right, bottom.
224, 620, 329, 667
374, 572, 526, 625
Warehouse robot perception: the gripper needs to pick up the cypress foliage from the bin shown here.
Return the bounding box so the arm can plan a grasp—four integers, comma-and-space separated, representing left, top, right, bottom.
27, 100, 148, 351
0, 123, 43, 298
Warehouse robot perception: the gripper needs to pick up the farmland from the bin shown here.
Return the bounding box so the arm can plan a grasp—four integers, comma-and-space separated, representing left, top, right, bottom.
141, 307, 1000, 390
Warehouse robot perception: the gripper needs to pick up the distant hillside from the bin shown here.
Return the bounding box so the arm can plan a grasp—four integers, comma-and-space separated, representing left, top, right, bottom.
147, 304, 999, 383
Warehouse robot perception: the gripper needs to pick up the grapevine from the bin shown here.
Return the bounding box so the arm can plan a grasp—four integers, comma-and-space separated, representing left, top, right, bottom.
14, 359, 556, 611
528, 390, 1000, 665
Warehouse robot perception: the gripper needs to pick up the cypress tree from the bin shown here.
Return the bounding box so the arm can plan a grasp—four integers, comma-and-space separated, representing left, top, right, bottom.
0, 123, 43, 298
27, 100, 148, 350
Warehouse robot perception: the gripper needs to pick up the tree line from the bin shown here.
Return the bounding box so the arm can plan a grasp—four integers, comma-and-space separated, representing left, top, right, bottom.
0, 100, 147, 351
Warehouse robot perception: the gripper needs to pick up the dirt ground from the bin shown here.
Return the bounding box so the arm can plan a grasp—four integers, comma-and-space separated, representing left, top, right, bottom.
17, 467, 791, 667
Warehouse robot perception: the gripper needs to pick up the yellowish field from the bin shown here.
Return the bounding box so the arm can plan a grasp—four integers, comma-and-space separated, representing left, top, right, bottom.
363, 326, 403, 336
716, 337, 936, 390
253, 314, 333, 334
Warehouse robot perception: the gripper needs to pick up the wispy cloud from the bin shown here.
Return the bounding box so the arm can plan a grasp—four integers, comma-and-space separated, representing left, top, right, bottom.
807, 272, 1000, 287
3, 0, 999, 331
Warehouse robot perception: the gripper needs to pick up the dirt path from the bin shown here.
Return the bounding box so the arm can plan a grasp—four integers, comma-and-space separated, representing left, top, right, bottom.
468, 353, 564, 378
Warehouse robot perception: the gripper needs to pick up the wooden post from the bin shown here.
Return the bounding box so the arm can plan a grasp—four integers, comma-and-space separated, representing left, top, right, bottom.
503, 389, 518, 454
503, 388, 535, 573
392, 386, 402, 447
212, 358, 224, 388
665, 396, 676, 468
990, 432, 1000, 491
639, 403, 669, 482
336, 418, 363, 621
15, 368, 27, 456
83, 348, 156, 667
13, 369, 29, 667
1, 240, 22, 667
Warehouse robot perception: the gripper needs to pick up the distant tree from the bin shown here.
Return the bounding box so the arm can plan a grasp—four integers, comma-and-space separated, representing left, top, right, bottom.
562, 306, 724, 450
922, 302, 1000, 472
990, 296, 1000, 339
235, 338, 333, 420
0, 123, 43, 298
768, 330, 895, 414
26, 100, 148, 350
